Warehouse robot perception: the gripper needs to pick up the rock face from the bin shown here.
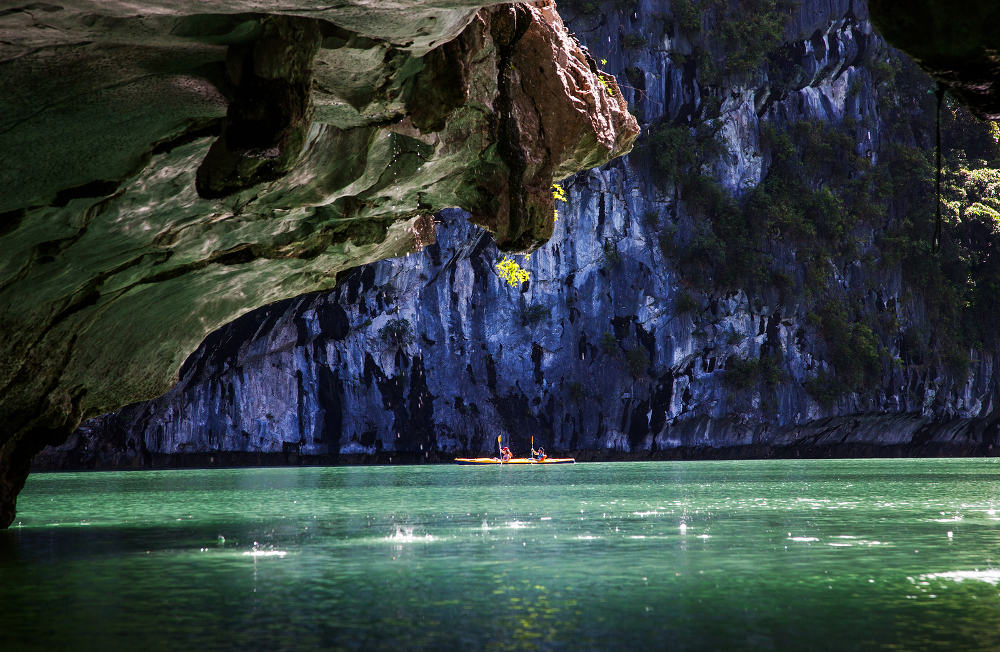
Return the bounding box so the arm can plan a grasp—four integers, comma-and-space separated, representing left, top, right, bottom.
0, 1, 638, 526
45, 0, 1000, 472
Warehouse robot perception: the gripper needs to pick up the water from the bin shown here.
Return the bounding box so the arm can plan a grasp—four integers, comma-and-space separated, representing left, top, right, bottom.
3, 459, 1000, 650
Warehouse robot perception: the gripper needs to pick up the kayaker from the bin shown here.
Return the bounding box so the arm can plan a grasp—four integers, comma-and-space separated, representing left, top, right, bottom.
531, 446, 546, 461
500, 446, 513, 462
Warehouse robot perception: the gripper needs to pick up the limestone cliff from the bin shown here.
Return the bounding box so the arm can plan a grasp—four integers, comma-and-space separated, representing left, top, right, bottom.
0, 1, 638, 526
45, 0, 1000, 471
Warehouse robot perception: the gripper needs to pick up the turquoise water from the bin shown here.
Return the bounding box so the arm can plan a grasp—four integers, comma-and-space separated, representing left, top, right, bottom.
3, 459, 1000, 650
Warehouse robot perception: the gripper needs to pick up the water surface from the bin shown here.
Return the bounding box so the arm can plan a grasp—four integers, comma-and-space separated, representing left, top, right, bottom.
4, 459, 1000, 650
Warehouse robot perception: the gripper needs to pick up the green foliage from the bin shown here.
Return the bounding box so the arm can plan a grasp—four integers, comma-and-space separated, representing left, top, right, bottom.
521, 303, 551, 327
379, 318, 414, 348
714, 0, 788, 81
675, 290, 699, 314
809, 302, 884, 396
869, 97, 1000, 369
803, 370, 840, 409
847, 74, 865, 98
672, 0, 701, 33
624, 66, 645, 91
625, 346, 651, 378
622, 33, 647, 49
557, 0, 600, 15
664, 118, 877, 295
676, 0, 790, 85
602, 239, 622, 267
648, 123, 698, 182
723, 355, 759, 389
723, 354, 783, 390
657, 224, 677, 259
646, 120, 726, 187
600, 331, 619, 355
644, 39, 1000, 389
568, 380, 587, 403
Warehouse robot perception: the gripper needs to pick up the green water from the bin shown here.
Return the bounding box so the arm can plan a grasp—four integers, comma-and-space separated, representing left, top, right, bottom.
3, 459, 1000, 650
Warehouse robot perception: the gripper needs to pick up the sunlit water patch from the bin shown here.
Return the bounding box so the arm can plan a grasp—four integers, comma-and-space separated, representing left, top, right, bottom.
921, 569, 1000, 585
4, 459, 1000, 649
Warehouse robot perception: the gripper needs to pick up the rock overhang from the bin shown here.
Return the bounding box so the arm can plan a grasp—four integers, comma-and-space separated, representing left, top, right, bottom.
869, 0, 1000, 121
0, 0, 637, 527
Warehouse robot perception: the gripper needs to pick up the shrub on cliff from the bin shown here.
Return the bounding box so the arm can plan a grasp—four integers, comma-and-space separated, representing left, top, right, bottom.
521, 303, 551, 327
625, 346, 651, 378
379, 318, 414, 349
672, 0, 790, 85
723, 354, 783, 390
811, 303, 885, 395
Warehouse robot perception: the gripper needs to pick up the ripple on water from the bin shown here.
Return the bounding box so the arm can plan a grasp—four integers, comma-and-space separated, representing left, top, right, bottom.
12, 460, 1000, 650
385, 527, 436, 543
920, 570, 1000, 585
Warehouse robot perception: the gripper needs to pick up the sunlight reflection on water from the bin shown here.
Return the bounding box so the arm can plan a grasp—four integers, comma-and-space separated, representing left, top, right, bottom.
5, 459, 1000, 650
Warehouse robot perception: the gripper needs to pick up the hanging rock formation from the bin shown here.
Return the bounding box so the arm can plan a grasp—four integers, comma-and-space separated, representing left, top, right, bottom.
0, 1, 638, 527
49, 0, 1000, 471
868, 0, 1000, 120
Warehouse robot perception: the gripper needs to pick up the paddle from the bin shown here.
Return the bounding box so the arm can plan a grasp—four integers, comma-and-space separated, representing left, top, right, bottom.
497, 434, 503, 464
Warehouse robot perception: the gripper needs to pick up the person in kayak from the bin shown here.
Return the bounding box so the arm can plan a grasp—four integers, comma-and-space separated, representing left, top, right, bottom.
500, 446, 513, 462
531, 446, 546, 461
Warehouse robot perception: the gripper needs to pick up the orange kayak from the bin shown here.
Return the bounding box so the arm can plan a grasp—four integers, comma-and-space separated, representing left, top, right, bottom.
453, 457, 575, 465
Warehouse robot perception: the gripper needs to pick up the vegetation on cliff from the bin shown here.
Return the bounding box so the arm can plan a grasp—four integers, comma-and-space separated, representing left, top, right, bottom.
645, 45, 1000, 400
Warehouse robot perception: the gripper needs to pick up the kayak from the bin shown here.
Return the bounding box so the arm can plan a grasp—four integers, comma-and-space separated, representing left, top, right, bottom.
453, 457, 575, 465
